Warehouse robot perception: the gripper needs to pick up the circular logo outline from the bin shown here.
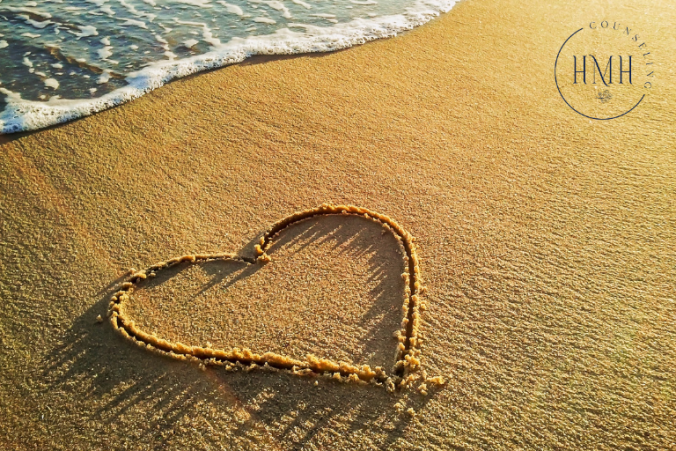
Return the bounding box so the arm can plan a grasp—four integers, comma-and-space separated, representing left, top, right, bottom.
554, 28, 645, 121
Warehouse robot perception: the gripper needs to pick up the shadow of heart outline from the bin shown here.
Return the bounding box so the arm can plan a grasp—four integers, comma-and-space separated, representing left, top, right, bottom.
108, 204, 429, 390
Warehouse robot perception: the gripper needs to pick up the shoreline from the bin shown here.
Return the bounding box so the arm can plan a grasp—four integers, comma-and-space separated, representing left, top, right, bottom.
0, 47, 352, 146
0, 0, 459, 135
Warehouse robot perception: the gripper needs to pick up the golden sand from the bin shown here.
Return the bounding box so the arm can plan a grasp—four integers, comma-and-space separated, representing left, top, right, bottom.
1, 0, 675, 449
111, 204, 428, 387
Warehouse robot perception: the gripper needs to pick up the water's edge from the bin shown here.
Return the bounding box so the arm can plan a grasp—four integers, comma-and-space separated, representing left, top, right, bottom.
0, 0, 457, 135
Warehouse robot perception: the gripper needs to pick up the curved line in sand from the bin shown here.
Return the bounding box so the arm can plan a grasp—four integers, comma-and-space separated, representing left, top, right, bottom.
107, 204, 442, 391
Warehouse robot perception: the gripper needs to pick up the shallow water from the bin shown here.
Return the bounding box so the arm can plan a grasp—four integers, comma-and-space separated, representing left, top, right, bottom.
0, 0, 456, 133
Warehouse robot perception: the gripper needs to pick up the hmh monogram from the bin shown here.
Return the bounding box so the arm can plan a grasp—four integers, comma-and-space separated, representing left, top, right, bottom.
555, 20, 655, 119
573, 55, 632, 86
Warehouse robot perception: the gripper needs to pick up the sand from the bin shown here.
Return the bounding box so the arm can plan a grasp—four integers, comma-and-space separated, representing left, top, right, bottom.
1, 0, 675, 449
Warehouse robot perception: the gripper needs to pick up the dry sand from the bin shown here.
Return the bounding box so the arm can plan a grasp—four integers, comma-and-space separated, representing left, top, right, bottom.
1, 0, 675, 449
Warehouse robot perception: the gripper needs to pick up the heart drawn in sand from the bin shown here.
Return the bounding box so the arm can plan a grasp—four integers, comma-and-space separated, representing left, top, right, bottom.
108, 204, 443, 391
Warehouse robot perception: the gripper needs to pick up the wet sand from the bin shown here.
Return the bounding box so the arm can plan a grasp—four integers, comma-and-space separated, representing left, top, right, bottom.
1, 0, 675, 449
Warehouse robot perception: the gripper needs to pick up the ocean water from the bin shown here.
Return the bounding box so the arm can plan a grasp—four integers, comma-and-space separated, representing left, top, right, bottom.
0, 0, 457, 134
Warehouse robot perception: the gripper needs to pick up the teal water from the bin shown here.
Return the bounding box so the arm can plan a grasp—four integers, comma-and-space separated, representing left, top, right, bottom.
0, 0, 457, 133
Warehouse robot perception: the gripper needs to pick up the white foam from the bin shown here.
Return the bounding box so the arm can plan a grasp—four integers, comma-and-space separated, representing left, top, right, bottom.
175, 0, 212, 7
22, 56, 33, 68
183, 38, 199, 48
267, 1, 291, 18
101, 36, 111, 45
217, 1, 243, 16
18, 14, 53, 29
0, 0, 459, 134
0, 40, 7, 49
98, 46, 113, 59
69, 25, 98, 38
44, 78, 59, 89
0, 6, 52, 19
253, 17, 276, 24
52, 62, 63, 68
97, 70, 111, 83
250, 0, 292, 19
290, 0, 311, 9
21, 32, 41, 39
121, 18, 147, 29
119, 0, 156, 21
175, 18, 221, 46
153, 33, 175, 59
310, 13, 338, 23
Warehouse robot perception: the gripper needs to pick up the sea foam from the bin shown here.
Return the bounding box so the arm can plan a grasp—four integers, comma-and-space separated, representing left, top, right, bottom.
0, 0, 457, 134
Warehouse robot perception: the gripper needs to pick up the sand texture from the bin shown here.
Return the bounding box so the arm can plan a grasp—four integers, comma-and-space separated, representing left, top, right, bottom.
1, 0, 675, 449
122, 216, 406, 369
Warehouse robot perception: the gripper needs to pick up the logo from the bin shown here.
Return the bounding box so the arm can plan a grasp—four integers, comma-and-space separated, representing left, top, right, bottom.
554, 21, 655, 120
